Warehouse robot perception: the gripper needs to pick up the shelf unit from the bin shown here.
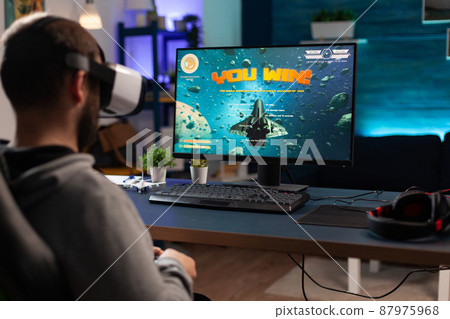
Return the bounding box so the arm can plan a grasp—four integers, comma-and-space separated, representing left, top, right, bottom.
118, 22, 187, 133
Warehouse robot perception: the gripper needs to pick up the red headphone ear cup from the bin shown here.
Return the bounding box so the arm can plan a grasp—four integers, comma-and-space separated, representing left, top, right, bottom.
392, 191, 431, 222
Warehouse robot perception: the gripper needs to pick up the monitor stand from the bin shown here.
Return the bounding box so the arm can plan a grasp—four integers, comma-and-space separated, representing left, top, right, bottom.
233, 162, 308, 192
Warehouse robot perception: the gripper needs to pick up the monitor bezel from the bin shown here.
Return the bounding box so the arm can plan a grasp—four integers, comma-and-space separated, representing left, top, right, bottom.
172, 43, 357, 167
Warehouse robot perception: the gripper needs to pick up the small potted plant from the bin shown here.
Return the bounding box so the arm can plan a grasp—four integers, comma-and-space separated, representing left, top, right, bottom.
183, 14, 202, 48
147, 0, 166, 29
190, 158, 208, 184
311, 9, 355, 40
140, 146, 176, 183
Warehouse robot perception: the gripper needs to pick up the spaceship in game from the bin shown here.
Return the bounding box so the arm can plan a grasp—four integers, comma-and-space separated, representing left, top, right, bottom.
229, 99, 288, 145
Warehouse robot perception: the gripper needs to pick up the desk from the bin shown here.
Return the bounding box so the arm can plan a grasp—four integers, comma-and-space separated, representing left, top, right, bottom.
126, 179, 450, 300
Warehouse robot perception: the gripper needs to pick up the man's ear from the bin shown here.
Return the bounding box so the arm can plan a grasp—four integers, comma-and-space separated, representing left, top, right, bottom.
70, 70, 88, 104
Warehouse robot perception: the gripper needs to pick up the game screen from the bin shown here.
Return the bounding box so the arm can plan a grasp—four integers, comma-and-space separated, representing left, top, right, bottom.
173, 44, 356, 163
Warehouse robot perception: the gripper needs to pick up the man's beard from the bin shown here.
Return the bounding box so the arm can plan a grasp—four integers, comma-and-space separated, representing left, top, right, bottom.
77, 90, 99, 152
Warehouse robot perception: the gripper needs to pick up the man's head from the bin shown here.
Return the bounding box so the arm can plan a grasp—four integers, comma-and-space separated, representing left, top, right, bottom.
1, 13, 102, 150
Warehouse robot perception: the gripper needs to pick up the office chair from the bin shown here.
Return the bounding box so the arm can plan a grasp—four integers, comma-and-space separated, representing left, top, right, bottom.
0, 158, 70, 300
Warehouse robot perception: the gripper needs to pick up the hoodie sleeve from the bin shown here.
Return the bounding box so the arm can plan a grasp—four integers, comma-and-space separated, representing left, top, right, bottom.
75, 173, 194, 300
25, 164, 193, 300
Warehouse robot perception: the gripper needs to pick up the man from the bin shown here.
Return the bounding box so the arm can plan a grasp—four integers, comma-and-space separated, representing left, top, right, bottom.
0, 13, 196, 300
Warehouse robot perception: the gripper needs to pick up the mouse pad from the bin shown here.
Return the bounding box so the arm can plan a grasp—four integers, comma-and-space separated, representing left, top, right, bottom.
297, 205, 371, 229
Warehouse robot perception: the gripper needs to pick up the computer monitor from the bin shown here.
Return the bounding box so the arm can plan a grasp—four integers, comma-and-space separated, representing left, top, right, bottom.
173, 43, 357, 187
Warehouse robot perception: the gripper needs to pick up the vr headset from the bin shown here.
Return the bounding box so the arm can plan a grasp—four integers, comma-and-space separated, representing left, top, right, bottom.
368, 190, 450, 240
3, 15, 146, 118
64, 52, 146, 118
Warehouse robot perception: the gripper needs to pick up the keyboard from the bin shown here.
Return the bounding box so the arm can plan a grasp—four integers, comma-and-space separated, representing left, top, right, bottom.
149, 183, 310, 214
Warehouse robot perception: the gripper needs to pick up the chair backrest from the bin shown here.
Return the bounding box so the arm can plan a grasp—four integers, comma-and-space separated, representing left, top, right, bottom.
0, 153, 70, 300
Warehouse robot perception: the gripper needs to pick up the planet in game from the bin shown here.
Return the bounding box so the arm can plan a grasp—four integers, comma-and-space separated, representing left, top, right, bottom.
175, 101, 212, 141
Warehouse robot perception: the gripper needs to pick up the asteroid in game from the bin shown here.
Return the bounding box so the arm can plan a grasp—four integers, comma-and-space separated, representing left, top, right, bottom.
337, 113, 352, 130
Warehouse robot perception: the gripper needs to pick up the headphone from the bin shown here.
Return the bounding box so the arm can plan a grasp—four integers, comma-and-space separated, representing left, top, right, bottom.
2, 15, 146, 118
368, 190, 450, 240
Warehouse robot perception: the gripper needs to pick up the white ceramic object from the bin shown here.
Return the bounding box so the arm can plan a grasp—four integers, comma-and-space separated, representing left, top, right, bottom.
190, 166, 208, 184
136, 13, 147, 27
150, 166, 167, 183
310, 21, 354, 40
174, 20, 187, 32
148, 15, 166, 29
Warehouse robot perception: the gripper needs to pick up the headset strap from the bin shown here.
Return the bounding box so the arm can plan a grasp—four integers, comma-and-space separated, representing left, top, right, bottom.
0, 145, 10, 184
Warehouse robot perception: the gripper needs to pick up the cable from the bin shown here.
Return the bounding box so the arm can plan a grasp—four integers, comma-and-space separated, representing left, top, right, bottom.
333, 198, 390, 210
309, 190, 384, 202
287, 252, 450, 300
334, 198, 389, 205
281, 165, 295, 184
301, 254, 308, 301
331, 205, 372, 214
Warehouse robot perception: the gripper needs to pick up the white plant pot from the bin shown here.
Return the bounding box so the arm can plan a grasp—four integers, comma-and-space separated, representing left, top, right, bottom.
174, 20, 187, 32
311, 21, 355, 40
148, 15, 166, 30
136, 13, 147, 27
150, 166, 167, 183
190, 166, 208, 184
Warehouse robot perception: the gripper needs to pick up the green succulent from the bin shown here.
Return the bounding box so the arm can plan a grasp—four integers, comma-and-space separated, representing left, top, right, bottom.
312, 9, 355, 22
139, 146, 176, 169
183, 14, 202, 48
190, 159, 207, 168
17, 0, 33, 15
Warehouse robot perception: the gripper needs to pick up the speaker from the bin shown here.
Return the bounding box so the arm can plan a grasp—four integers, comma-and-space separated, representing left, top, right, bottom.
367, 190, 450, 240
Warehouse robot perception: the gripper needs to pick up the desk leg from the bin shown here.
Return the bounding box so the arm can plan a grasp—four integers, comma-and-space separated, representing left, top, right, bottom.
438, 266, 450, 301
348, 257, 361, 294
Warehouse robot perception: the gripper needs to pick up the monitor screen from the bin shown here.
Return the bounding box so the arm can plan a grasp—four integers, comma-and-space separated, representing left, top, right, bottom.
173, 43, 356, 165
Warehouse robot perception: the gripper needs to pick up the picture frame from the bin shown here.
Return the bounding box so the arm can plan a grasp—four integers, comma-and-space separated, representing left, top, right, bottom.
447, 28, 450, 60
423, 0, 450, 24
4, 0, 45, 29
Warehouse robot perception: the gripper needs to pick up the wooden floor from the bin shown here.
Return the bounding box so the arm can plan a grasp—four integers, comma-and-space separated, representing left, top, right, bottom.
180, 243, 441, 301
179, 243, 304, 301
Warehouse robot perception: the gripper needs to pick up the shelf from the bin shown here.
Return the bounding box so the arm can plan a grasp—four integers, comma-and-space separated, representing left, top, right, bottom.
118, 22, 187, 132
120, 25, 187, 41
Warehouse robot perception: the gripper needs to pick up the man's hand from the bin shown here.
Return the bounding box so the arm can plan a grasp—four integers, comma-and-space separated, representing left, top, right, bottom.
159, 248, 197, 280
153, 246, 164, 258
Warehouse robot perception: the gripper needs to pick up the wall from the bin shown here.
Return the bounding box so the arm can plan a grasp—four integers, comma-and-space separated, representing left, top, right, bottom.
123, 0, 203, 78
203, 0, 241, 47
242, 0, 272, 46
272, 0, 450, 139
